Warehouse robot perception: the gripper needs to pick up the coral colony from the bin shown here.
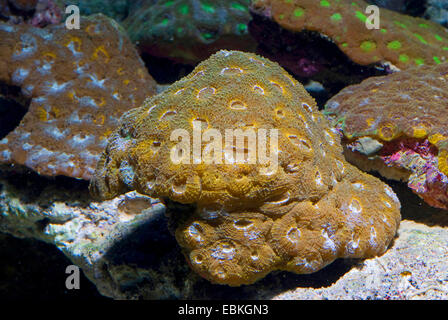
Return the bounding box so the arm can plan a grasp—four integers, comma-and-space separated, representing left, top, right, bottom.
324, 63, 448, 209
124, 0, 257, 64
91, 51, 400, 286
3, 0, 448, 289
0, 14, 156, 179
250, 0, 448, 70
61, 0, 257, 64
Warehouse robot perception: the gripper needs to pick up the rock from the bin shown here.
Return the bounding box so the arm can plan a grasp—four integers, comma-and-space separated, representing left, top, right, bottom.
273, 220, 448, 299
0, 168, 177, 299
0, 232, 106, 299
1, 169, 447, 299
0, 14, 157, 180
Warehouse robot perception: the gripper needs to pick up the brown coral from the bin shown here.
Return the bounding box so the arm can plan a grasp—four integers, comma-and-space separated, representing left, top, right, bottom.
250, 0, 448, 70
91, 50, 400, 286
324, 63, 448, 209
0, 0, 62, 26
0, 14, 157, 180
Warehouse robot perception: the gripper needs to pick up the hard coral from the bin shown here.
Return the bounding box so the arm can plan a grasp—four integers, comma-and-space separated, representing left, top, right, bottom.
123, 0, 257, 64
0, 14, 156, 180
248, 11, 388, 97
324, 63, 448, 209
91, 50, 401, 286
250, 0, 448, 70
58, 0, 132, 22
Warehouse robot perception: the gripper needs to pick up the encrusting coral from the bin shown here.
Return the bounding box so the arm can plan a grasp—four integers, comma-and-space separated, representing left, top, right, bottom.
0, 14, 157, 180
250, 0, 448, 71
91, 50, 401, 286
324, 62, 448, 210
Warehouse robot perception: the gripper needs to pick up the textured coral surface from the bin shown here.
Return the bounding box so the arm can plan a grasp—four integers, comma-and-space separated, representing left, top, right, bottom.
91, 50, 401, 286
324, 63, 448, 209
123, 0, 257, 64
0, 14, 156, 180
250, 0, 448, 70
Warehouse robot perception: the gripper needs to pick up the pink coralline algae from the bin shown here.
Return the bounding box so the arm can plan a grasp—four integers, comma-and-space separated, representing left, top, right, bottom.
345, 137, 448, 208
378, 139, 448, 208
0, 14, 157, 180
325, 62, 448, 209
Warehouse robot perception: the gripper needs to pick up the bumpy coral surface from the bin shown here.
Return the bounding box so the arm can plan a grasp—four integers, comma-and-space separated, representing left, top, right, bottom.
250, 0, 448, 70
324, 63, 448, 209
91, 50, 401, 286
0, 14, 156, 180
123, 0, 257, 64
